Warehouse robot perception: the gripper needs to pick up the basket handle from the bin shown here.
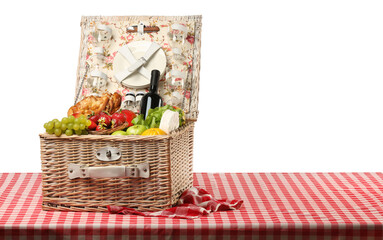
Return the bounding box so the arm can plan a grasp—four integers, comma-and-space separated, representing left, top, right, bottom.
67, 163, 150, 179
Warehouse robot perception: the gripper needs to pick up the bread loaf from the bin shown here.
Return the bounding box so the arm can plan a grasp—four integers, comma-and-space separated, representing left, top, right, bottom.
67, 92, 122, 117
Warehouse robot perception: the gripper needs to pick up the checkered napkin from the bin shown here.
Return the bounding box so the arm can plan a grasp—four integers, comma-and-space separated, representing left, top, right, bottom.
107, 187, 243, 219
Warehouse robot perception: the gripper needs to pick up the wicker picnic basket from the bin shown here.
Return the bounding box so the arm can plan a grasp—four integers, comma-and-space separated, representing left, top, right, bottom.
40, 15, 202, 212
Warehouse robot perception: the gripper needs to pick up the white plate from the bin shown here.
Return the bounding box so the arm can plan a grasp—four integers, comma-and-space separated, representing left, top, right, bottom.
113, 41, 166, 89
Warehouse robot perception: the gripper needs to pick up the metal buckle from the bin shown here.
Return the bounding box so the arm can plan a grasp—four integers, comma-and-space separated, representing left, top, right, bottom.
125, 163, 150, 178
68, 164, 89, 179
96, 147, 121, 161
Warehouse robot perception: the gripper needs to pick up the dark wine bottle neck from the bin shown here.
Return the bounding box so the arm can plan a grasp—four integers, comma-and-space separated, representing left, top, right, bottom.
150, 81, 158, 93
150, 70, 160, 93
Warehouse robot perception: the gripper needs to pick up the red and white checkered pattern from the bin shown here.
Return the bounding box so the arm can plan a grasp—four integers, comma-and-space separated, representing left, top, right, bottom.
108, 187, 243, 219
1, 172, 383, 239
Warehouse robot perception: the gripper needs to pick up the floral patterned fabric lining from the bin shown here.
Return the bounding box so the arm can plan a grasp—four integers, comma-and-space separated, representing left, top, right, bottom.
79, 16, 199, 115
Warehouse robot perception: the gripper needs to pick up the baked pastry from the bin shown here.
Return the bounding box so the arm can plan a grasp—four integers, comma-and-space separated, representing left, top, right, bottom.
67, 92, 122, 117
104, 92, 122, 115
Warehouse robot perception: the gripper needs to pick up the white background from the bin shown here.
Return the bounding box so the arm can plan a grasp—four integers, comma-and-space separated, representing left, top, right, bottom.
1, 0, 383, 172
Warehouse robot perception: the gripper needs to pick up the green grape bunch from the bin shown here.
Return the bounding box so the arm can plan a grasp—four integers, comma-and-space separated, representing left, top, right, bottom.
43, 115, 92, 137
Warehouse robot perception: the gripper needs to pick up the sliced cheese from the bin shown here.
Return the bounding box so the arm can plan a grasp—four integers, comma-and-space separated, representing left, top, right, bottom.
159, 110, 180, 134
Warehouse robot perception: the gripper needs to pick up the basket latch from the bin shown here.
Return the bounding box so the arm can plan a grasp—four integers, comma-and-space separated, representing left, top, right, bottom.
68, 163, 150, 179
96, 147, 121, 161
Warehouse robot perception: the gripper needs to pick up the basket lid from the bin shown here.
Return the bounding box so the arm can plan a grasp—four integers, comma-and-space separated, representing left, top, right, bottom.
74, 15, 202, 121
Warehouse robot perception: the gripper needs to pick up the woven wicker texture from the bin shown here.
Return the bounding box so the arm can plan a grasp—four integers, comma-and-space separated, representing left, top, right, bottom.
169, 122, 194, 204
40, 122, 194, 212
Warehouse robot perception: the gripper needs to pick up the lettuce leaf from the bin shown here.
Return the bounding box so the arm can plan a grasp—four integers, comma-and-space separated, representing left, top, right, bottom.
131, 105, 185, 128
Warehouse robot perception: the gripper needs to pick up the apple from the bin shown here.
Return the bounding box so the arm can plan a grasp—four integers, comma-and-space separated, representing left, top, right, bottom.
126, 125, 147, 135
111, 130, 127, 136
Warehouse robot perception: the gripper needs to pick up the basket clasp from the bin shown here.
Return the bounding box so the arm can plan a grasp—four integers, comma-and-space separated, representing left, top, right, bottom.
96, 147, 121, 161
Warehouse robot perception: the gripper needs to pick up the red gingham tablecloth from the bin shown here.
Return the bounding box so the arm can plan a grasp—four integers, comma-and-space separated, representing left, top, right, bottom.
1, 172, 383, 239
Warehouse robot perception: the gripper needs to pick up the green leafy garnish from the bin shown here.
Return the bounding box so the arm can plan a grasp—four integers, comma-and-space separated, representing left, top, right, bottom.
131, 105, 186, 128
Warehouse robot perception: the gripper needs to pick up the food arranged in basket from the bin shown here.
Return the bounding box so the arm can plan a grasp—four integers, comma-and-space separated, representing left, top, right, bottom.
40, 15, 201, 213
42, 15, 200, 137
43, 72, 186, 137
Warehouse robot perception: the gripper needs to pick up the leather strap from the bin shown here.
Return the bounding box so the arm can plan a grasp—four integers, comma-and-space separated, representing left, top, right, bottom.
128, 43, 161, 72
94, 47, 104, 55
97, 24, 112, 33
90, 70, 108, 80
137, 22, 145, 35
170, 69, 187, 79
171, 24, 188, 43
68, 163, 150, 179
114, 42, 161, 83
171, 23, 187, 33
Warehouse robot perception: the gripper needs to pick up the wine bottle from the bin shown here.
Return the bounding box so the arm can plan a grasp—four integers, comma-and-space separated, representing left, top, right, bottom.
140, 70, 163, 119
